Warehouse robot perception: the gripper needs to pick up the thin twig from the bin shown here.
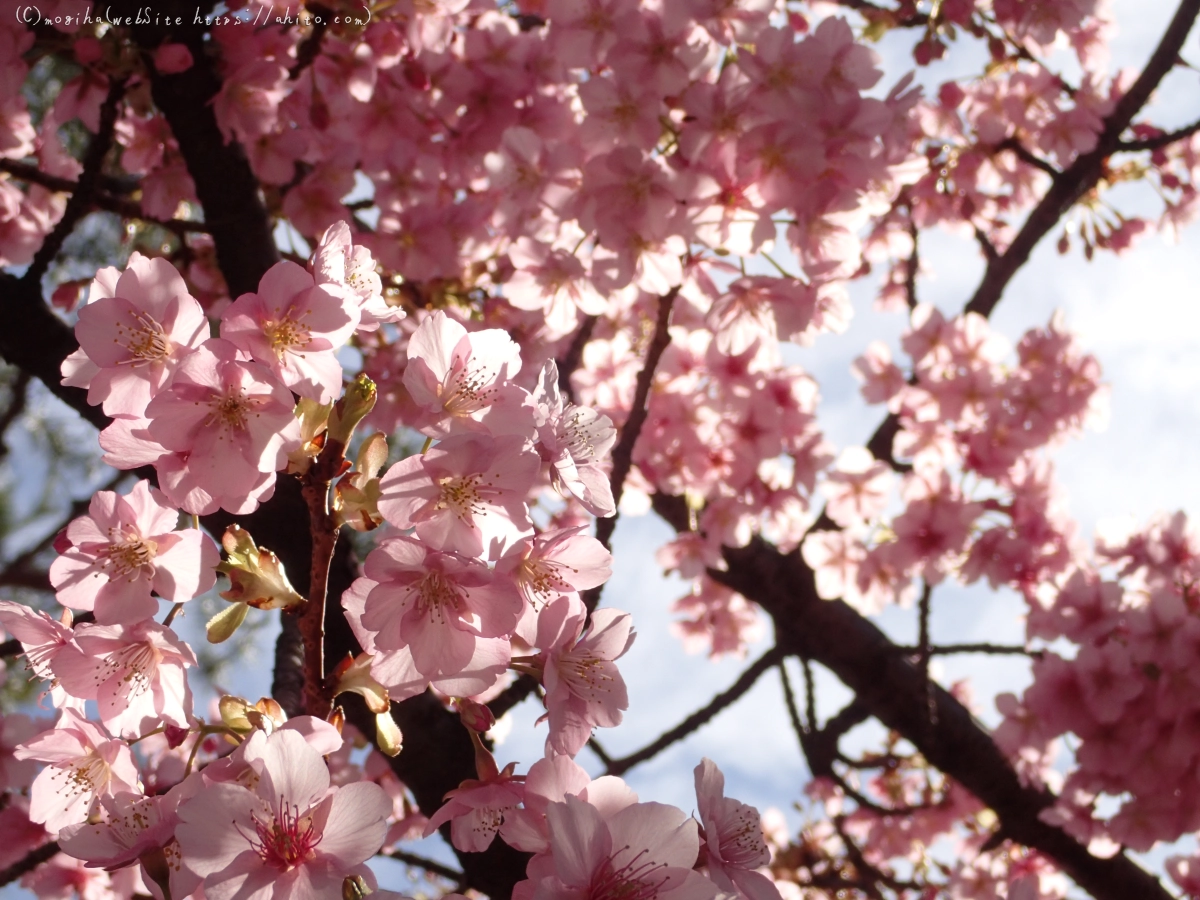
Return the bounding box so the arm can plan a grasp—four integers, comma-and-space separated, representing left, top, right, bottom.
606, 645, 783, 776
21, 78, 126, 287
1116, 116, 1200, 152
917, 580, 935, 730
996, 137, 1061, 178
891, 642, 1039, 657
587, 736, 614, 768
904, 214, 919, 310
386, 849, 465, 884
965, 0, 1200, 318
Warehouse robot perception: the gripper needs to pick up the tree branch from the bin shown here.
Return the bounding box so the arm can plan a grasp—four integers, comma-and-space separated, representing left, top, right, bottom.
996, 137, 1061, 178
965, 0, 1200, 318
0, 841, 59, 887
1116, 116, 1200, 152
21, 78, 125, 287
583, 287, 677, 612
605, 645, 784, 776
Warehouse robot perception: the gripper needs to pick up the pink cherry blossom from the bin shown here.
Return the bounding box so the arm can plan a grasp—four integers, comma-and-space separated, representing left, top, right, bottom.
536, 596, 635, 757
403, 309, 533, 438
820, 447, 893, 528
356, 535, 523, 683
51, 619, 196, 738
342, 576, 513, 703
175, 728, 391, 900
424, 762, 525, 852
694, 758, 781, 900
524, 795, 718, 900
497, 525, 613, 641
532, 360, 617, 517
0, 600, 77, 682
377, 433, 539, 557
140, 338, 301, 515
62, 252, 209, 417
48, 480, 219, 625
310, 221, 403, 331
15, 709, 140, 835
221, 260, 359, 402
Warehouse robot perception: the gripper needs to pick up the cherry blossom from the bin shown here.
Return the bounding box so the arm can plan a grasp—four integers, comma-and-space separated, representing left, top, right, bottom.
15, 709, 140, 834
535, 597, 635, 757
48, 480, 219, 625
175, 729, 391, 900
61, 252, 209, 417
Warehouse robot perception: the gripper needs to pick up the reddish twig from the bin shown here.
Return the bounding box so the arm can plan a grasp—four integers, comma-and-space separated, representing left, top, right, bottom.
297, 434, 349, 719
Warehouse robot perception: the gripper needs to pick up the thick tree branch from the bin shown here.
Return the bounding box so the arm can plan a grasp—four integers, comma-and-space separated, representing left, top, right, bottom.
0, 842, 59, 887
700, 534, 1174, 900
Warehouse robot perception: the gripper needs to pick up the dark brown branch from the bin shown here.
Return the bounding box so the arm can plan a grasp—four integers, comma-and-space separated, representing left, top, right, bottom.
583, 287, 677, 612
298, 431, 350, 719
996, 137, 1061, 178
605, 645, 783, 776
556, 315, 598, 404
0, 158, 136, 198
702, 535, 1174, 900
891, 642, 1039, 656
0, 841, 58, 887
290, 6, 332, 79
1116, 116, 1200, 151
587, 736, 615, 768
904, 215, 919, 310
21, 78, 125, 287
829, 0, 930, 27
0, 161, 207, 235
965, 0, 1200, 318
386, 849, 465, 884
916, 580, 935, 732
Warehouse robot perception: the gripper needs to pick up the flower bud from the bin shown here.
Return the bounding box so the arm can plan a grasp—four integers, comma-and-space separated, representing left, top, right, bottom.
332, 653, 390, 714
219, 695, 287, 736
454, 697, 495, 734
333, 432, 388, 531
216, 525, 305, 611
327, 374, 377, 447
286, 398, 333, 476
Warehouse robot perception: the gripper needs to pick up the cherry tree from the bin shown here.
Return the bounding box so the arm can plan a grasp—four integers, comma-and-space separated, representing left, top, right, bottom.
0, 0, 1198, 899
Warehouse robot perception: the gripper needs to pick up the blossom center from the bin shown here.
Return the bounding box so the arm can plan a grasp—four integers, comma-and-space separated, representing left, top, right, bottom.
435, 474, 488, 520
441, 362, 498, 416
115, 310, 171, 365
246, 798, 320, 871
415, 570, 465, 624
263, 315, 313, 356
519, 558, 571, 607
101, 530, 157, 579
589, 849, 669, 900
50, 752, 109, 800
207, 389, 252, 433
101, 641, 160, 697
